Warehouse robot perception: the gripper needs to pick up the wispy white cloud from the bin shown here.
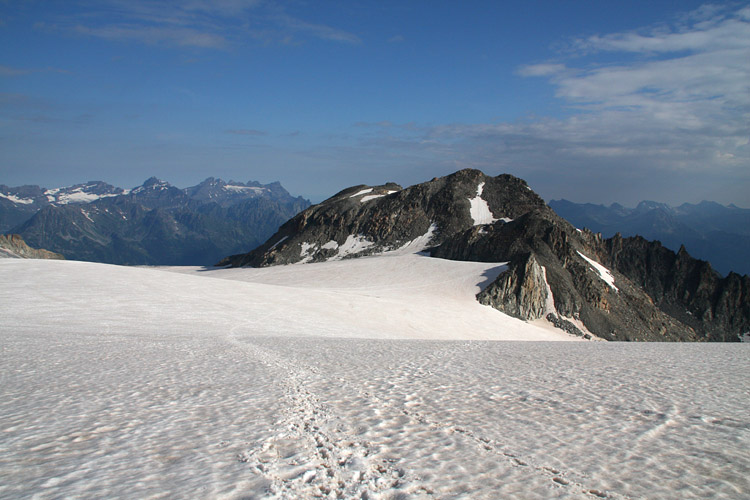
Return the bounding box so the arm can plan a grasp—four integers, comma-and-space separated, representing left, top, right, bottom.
274, 13, 361, 44
515, 63, 566, 77
362, 3, 750, 205
0, 65, 29, 77
42, 0, 360, 49
0, 65, 70, 76
69, 23, 228, 48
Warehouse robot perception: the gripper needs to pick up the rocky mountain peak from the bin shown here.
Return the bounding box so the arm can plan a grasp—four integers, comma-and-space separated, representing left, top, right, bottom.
218, 169, 545, 268
138, 177, 170, 189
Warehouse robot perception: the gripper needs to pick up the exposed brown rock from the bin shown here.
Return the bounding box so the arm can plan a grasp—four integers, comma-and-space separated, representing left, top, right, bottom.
0, 234, 64, 260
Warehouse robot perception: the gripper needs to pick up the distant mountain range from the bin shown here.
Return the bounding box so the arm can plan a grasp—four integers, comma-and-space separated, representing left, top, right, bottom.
221, 169, 749, 341
1, 177, 310, 265
549, 199, 750, 276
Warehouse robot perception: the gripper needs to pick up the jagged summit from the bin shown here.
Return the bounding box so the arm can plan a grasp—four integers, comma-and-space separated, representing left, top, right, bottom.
219, 169, 544, 267
183, 178, 299, 208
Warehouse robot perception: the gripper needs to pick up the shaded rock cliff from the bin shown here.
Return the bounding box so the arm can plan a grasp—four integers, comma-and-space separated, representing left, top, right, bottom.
603, 235, 749, 341
431, 209, 701, 341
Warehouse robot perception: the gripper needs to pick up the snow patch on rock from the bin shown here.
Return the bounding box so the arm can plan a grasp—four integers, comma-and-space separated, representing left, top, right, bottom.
541, 266, 556, 315
349, 188, 373, 198
469, 183, 497, 226
386, 223, 439, 255
333, 235, 374, 260
577, 251, 618, 291
360, 194, 385, 203
224, 185, 267, 194
269, 236, 288, 250
0, 193, 34, 204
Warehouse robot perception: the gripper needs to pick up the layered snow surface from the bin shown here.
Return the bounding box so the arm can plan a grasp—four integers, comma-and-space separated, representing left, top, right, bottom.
1, 254, 748, 499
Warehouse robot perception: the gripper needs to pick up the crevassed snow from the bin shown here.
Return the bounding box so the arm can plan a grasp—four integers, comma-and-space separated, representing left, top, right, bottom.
469, 182, 498, 226
0, 192, 34, 204
577, 251, 618, 291
349, 188, 373, 198
1, 258, 747, 499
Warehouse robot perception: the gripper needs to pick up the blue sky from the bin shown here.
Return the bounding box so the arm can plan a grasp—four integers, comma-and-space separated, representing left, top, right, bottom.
1, 1, 749, 205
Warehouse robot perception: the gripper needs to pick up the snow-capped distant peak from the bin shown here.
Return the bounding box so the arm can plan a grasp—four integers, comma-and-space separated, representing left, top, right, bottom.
43, 183, 122, 204
0, 193, 34, 205
132, 178, 171, 194
224, 184, 268, 194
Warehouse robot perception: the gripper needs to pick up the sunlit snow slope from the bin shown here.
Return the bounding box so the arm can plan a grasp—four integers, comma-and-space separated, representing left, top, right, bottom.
1, 256, 748, 499
1, 254, 573, 341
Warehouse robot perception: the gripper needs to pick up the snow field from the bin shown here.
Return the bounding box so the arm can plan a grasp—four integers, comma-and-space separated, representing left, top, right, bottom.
1, 256, 748, 499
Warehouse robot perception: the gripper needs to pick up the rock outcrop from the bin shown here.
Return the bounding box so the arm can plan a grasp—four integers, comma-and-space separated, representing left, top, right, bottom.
550, 198, 750, 276
603, 235, 749, 341
432, 209, 701, 341
0, 234, 64, 260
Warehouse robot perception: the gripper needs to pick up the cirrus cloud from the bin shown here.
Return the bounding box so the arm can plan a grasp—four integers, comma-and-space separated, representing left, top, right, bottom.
363, 3, 750, 205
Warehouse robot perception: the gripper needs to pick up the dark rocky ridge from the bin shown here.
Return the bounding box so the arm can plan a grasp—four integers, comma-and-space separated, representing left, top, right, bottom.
219, 169, 544, 267
222, 168, 748, 342
431, 209, 704, 341
604, 235, 749, 341
549, 198, 750, 276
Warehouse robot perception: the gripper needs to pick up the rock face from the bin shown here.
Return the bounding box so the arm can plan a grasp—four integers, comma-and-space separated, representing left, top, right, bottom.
550, 198, 750, 276
432, 209, 703, 341
604, 235, 749, 341
7, 178, 310, 266
222, 168, 748, 342
219, 169, 544, 267
0, 234, 64, 260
